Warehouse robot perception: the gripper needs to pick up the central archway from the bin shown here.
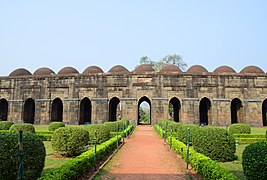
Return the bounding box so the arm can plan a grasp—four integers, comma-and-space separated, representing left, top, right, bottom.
169, 97, 181, 122
51, 98, 63, 122
109, 97, 121, 121
231, 98, 243, 124
138, 96, 151, 125
23, 98, 35, 124
79, 97, 92, 124
199, 97, 211, 125
0, 98, 8, 120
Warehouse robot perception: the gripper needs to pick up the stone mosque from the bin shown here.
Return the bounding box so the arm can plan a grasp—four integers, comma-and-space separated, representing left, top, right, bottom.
0, 64, 267, 127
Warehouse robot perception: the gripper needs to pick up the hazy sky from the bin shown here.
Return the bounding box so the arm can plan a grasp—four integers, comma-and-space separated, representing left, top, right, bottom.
1, 1, 267, 76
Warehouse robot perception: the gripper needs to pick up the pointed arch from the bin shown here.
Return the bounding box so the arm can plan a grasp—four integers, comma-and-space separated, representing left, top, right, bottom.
0, 98, 8, 120
262, 99, 267, 126
79, 97, 92, 124
199, 97, 211, 125
231, 98, 243, 124
23, 98, 35, 124
138, 96, 151, 125
51, 98, 63, 122
109, 97, 120, 121
169, 97, 181, 122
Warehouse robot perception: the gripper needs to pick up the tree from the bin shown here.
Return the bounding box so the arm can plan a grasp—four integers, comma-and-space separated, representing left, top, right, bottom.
139, 54, 187, 71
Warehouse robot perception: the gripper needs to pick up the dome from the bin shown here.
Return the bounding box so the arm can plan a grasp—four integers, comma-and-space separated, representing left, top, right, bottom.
82, 66, 104, 75
33, 67, 55, 76
108, 65, 129, 74
134, 64, 155, 74
58, 67, 79, 75
240, 66, 265, 75
160, 64, 182, 74
9, 68, 32, 76
213, 66, 236, 74
187, 65, 209, 74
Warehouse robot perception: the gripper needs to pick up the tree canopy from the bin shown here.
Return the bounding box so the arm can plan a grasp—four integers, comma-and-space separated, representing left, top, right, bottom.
139, 54, 187, 71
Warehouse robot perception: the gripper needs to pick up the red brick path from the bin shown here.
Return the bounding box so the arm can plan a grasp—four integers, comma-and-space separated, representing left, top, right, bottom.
97, 125, 201, 180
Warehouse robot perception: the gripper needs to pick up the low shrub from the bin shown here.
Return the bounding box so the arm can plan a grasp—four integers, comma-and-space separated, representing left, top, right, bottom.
85, 124, 110, 144
242, 142, 267, 180
229, 123, 251, 134
177, 124, 199, 144
233, 134, 265, 138
193, 127, 236, 162
39, 136, 122, 180
36, 131, 53, 141
9, 123, 35, 133
0, 132, 46, 180
52, 126, 90, 156
104, 122, 117, 132
235, 138, 267, 144
167, 121, 182, 133
0, 121, 14, 130
48, 122, 65, 131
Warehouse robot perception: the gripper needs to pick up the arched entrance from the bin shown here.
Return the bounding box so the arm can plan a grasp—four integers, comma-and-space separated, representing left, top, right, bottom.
169, 97, 181, 122
0, 98, 8, 120
51, 98, 63, 122
109, 97, 121, 121
199, 97, 211, 125
79, 97, 92, 124
138, 96, 151, 125
231, 98, 243, 124
262, 99, 267, 126
23, 98, 35, 124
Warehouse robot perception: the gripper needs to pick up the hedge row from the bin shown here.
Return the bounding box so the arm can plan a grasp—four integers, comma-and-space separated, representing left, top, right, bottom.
85, 124, 110, 144
233, 134, 266, 138
235, 138, 267, 145
104, 118, 130, 132
36, 131, 53, 141
0, 121, 14, 130
229, 123, 251, 134
10, 123, 35, 133
39, 135, 122, 180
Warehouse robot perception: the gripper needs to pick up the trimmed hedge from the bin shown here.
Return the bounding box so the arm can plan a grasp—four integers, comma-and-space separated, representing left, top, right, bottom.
0, 121, 14, 130
176, 124, 199, 144
242, 142, 267, 180
9, 123, 35, 133
0, 132, 46, 180
85, 124, 110, 144
104, 122, 117, 132
266, 129, 267, 138
235, 138, 267, 144
233, 134, 265, 138
229, 123, 251, 134
193, 127, 236, 162
48, 122, 65, 131
36, 131, 53, 141
52, 126, 90, 156
39, 135, 122, 180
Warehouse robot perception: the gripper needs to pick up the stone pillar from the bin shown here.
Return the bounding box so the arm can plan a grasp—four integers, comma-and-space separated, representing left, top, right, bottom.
181, 98, 199, 124
91, 98, 109, 124
244, 100, 263, 127
212, 99, 231, 126
121, 98, 137, 121
8, 100, 24, 123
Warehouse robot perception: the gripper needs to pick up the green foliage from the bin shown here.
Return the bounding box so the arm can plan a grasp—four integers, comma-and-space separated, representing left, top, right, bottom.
48, 122, 65, 131
235, 138, 267, 144
242, 142, 267, 180
167, 121, 182, 133
233, 134, 265, 138
229, 123, 251, 134
266, 129, 267, 138
193, 127, 236, 162
0, 121, 14, 130
9, 123, 35, 133
176, 124, 199, 144
85, 124, 110, 144
104, 122, 117, 132
36, 131, 53, 141
39, 136, 122, 180
0, 132, 46, 180
52, 126, 90, 157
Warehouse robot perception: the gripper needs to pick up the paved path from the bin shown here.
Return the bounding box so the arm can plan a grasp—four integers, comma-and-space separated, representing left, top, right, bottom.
97, 125, 201, 180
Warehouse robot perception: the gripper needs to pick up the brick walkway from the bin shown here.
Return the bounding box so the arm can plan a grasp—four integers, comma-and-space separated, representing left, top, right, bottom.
96, 125, 201, 180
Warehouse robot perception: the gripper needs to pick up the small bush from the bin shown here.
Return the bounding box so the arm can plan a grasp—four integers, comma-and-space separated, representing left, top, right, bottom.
229, 123, 251, 134
9, 123, 35, 133
167, 121, 182, 133
85, 124, 110, 144
104, 122, 117, 132
52, 126, 90, 157
0, 121, 14, 130
0, 132, 45, 179
177, 124, 199, 144
36, 131, 53, 141
193, 127, 236, 162
242, 142, 267, 180
48, 122, 65, 131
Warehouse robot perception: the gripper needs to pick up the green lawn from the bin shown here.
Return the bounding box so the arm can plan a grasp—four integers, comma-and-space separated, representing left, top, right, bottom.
41, 141, 72, 176
251, 127, 267, 134
220, 144, 248, 180
34, 125, 49, 131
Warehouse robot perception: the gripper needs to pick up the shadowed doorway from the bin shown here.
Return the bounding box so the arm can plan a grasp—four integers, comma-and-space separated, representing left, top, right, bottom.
109, 97, 121, 121
79, 97, 92, 125
199, 97, 211, 125
231, 98, 243, 124
0, 98, 8, 120
23, 98, 35, 124
138, 96, 151, 125
169, 97, 181, 122
51, 98, 63, 122
262, 99, 267, 126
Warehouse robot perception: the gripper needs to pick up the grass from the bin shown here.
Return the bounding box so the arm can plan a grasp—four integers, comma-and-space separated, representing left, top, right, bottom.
34, 125, 49, 131
220, 144, 248, 180
251, 127, 267, 134
41, 141, 72, 176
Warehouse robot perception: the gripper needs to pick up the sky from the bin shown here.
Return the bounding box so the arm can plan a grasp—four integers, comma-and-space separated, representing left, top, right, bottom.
0, 0, 267, 76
